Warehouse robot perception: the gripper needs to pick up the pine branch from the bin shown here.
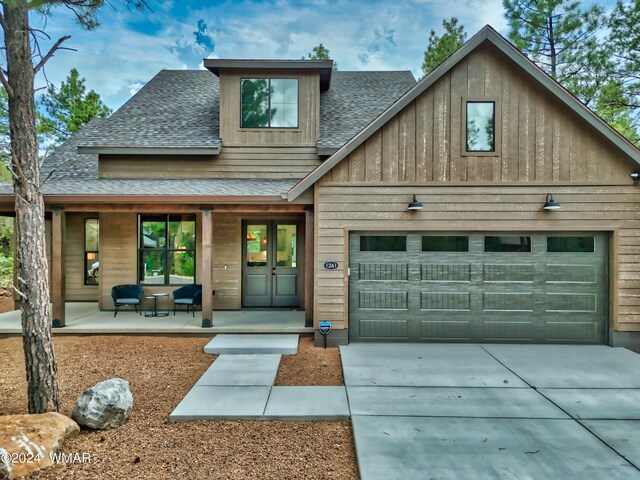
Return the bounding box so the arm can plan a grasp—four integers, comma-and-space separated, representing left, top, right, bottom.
0, 68, 12, 98
33, 35, 71, 74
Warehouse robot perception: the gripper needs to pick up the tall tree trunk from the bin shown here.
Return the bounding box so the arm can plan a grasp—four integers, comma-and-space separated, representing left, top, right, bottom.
3, 2, 59, 413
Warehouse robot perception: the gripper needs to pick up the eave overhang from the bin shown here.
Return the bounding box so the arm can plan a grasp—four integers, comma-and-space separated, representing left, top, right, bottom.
204, 59, 334, 90
77, 146, 221, 156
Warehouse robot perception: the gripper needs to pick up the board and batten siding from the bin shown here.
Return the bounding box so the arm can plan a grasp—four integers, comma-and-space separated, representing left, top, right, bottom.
219, 71, 320, 147
314, 43, 640, 334
64, 213, 99, 301
98, 148, 322, 180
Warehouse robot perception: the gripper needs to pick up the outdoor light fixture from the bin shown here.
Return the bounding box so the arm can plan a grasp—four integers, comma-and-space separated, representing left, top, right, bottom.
408, 194, 423, 211
543, 193, 561, 211
631, 172, 640, 185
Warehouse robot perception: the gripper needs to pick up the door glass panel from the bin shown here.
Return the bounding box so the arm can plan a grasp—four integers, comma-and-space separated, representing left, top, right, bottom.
246, 224, 268, 267
360, 235, 407, 251
422, 236, 469, 252
276, 224, 297, 267
484, 236, 532, 252
547, 236, 595, 253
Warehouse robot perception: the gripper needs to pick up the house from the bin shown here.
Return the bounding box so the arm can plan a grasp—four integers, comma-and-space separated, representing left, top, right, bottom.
1, 25, 640, 349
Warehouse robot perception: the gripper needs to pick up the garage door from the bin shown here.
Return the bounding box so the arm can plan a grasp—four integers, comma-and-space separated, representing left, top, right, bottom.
349, 233, 608, 344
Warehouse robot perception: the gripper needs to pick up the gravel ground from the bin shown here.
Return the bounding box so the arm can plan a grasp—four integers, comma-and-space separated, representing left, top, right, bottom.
0, 336, 357, 479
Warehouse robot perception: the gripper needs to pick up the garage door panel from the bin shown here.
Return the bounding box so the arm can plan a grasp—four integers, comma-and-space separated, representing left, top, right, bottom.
482, 320, 534, 341
358, 319, 409, 339
349, 233, 607, 344
421, 320, 472, 340
421, 292, 471, 311
483, 264, 534, 283
421, 263, 471, 282
546, 264, 599, 284
483, 293, 534, 312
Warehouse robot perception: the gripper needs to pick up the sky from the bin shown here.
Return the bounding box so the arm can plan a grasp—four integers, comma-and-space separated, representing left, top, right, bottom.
28, 0, 618, 111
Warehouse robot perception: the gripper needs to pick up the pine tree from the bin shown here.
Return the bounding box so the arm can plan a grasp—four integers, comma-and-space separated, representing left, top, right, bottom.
421, 18, 467, 76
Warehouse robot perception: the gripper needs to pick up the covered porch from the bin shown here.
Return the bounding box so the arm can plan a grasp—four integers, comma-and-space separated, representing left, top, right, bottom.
0, 302, 311, 335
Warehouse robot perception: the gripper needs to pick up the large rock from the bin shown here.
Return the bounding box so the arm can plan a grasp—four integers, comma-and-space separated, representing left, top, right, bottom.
0, 412, 80, 479
72, 378, 133, 430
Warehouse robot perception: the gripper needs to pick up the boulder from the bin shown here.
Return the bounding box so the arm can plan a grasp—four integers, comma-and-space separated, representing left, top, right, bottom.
72, 378, 133, 429
0, 412, 80, 479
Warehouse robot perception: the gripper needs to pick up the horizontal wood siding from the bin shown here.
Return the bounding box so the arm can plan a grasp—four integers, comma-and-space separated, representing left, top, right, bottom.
212, 213, 241, 309
64, 213, 99, 301
315, 186, 640, 332
323, 44, 634, 185
99, 213, 137, 309
99, 148, 322, 180
219, 71, 320, 147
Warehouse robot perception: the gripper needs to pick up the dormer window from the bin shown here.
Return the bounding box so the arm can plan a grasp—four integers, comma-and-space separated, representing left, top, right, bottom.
240, 78, 298, 128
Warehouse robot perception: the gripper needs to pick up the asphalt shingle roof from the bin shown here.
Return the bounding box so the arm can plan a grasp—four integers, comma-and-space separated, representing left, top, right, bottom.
80, 71, 220, 150
319, 71, 417, 149
0, 68, 417, 196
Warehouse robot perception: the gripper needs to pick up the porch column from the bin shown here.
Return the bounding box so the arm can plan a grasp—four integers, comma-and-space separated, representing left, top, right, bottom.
200, 208, 213, 328
51, 207, 65, 328
304, 208, 314, 327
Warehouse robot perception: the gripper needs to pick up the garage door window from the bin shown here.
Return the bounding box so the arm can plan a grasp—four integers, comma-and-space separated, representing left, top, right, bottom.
484, 236, 531, 252
547, 236, 595, 253
422, 236, 469, 252
360, 235, 406, 251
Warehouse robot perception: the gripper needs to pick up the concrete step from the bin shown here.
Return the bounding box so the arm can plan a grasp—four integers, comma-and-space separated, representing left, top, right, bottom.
195, 354, 281, 386
204, 334, 299, 355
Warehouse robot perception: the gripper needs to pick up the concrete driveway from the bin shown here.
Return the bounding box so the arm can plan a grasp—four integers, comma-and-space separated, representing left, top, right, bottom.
340, 344, 640, 480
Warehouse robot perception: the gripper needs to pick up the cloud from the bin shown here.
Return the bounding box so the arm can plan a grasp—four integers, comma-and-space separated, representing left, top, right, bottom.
169, 19, 216, 69
21, 0, 512, 110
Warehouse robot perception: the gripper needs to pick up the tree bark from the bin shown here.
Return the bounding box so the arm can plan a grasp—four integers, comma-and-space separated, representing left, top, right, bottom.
3, 2, 59, 413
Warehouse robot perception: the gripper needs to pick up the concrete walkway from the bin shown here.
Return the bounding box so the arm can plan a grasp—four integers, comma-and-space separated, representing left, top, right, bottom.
343, 344, 640, 480
169, 337, 640, 478
170, 334, 350, 421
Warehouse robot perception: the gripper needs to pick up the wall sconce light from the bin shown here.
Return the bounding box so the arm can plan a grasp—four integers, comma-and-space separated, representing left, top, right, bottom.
631, 172, 640, 185
543, 193, 561, 211
407, 194, 423, 211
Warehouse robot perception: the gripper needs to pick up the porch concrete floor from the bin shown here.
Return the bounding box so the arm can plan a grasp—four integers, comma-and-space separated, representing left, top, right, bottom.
0, 302, 312, 334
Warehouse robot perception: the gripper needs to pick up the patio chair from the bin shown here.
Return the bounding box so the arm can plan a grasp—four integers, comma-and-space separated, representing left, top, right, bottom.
111, 284, 144, 317
172, 284, 202, 317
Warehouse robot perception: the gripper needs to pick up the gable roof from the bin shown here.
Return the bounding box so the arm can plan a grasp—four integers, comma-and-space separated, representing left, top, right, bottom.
286, 25, 640, 201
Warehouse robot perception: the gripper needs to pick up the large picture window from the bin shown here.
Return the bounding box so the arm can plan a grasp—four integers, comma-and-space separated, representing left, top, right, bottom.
84, 218, 99, 285
240, 78, 298, 128
138, 215, 196, 286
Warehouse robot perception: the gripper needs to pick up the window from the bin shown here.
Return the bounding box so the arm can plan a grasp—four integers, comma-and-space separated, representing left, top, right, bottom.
360, 236, 407, 252
466, 101, 495, 152
138, 215, 196, 286
422, 236, 469, 252
241, 78, 298, 128
84, 218, 99, 285
485, 236, 531, 253
547, 236, 595, 253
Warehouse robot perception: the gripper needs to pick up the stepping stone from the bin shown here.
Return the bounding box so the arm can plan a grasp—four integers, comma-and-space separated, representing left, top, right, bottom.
169, 386, 271, 421
263, 386, 350, 420
204, 334, 299, 355
196, 355, 281, 386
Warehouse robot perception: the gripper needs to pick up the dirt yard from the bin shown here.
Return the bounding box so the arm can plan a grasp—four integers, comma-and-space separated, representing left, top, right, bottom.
0, 335, 357, 479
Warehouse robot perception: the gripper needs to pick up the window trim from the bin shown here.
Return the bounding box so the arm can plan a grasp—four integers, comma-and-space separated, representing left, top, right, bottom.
461, 97, 501, 157
240, 77, 300, 129
83, 218, 99, 286
137, 214, 197, 287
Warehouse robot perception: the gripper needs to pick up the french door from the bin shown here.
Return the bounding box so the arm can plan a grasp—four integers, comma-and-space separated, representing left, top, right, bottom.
242, 221, 300, 308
